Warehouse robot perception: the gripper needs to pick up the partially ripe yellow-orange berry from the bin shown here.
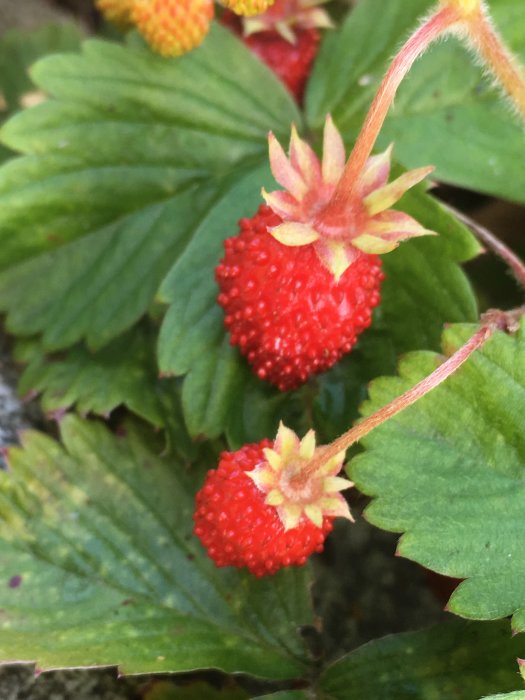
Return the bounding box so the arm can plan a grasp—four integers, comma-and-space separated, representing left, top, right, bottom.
95, 0, 135, 27
133, 0, 214, 57
221, 0, 275, 17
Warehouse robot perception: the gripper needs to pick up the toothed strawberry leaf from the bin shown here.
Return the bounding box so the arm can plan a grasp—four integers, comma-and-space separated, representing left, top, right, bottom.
349, 320, 525, 630
319, 621, 524, 699
481, 694, 525, 700
306, 0, 525, 203
0, 416, 314, 677
14, 323, 165, 425
0, 24, 299, 272
13, 326, 223, 463
0, 183, 215, 350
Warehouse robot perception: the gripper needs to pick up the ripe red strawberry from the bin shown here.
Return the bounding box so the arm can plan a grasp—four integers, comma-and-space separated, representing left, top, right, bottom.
216, 204, 383, 391
193, 424, 353, 576
217, 118, 434, 391
221, 0, 332, 102
222, 13, 320, 102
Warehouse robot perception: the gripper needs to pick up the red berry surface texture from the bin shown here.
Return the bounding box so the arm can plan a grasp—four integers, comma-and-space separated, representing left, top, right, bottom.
194, 424, 353, 576
216, 204, 383, 390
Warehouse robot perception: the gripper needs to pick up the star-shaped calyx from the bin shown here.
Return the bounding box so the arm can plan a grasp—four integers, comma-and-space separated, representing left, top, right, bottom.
242, 0, 332, 43
262, 116, 436, 280
247, 422, 353, 530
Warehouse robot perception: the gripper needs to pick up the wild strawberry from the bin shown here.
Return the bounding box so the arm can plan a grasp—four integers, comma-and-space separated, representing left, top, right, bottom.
217, 204, 383, 390
132, 0, 214, 57
96, 0, 135, 27
217, 117, 435, 391
193, 423, 353, 576
222, 0, 332, 102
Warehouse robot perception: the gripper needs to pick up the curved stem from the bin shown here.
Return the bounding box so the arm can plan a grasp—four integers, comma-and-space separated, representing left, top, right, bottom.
466, 4, 525, 120
309, 317, 512, 475
327, 4, 460, 214
444, 203, 525, 289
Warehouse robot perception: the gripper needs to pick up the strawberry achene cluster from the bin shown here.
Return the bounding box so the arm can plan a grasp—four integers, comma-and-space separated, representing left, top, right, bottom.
216, 204, 384, 391
132, 0, 214, 56
193, 439, 334, 576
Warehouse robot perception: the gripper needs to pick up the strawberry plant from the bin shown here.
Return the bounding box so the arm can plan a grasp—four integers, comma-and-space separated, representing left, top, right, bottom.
0, 0, 524, 697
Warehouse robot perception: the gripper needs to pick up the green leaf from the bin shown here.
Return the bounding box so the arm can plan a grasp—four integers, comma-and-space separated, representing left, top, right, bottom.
319, 621, 524, 700
14, 324, 202, 464
157, 162, 277, 440
0, 24, 83, 161
0, 184, 213, 349
0, 24, 299, 311
225, 362, 306, 449
14, 323, 165, 426
0, 416, 314, 677
306, 0, 525, 203
349, 320, 525, 630
2, 24, 299, 177
481, 694, 525, 700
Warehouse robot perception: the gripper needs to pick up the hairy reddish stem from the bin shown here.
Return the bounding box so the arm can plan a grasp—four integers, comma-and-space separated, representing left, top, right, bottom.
326, 4, 460, 215
444, 203, 525, 289
466, 3, 525, 119
308, 316, 515, 475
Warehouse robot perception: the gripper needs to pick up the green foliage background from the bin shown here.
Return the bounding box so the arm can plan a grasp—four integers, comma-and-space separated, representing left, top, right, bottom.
0, 0, 523, 697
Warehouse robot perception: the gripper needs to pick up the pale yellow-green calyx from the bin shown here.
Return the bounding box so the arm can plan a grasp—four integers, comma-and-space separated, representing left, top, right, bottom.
262, 117, 437, 281
247, 422, 354, 531
243, 0, 333, 42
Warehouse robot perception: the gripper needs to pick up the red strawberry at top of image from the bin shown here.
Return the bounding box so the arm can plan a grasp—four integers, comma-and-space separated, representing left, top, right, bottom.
216, 117, 436, 391
221, 0, 333, 102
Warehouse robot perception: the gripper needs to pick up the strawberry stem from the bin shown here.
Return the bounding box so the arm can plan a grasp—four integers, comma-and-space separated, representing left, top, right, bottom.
444, 203, 525, 290
464, 3, 525, 119
307, 309, 522, 475
325, 4, 460, 215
